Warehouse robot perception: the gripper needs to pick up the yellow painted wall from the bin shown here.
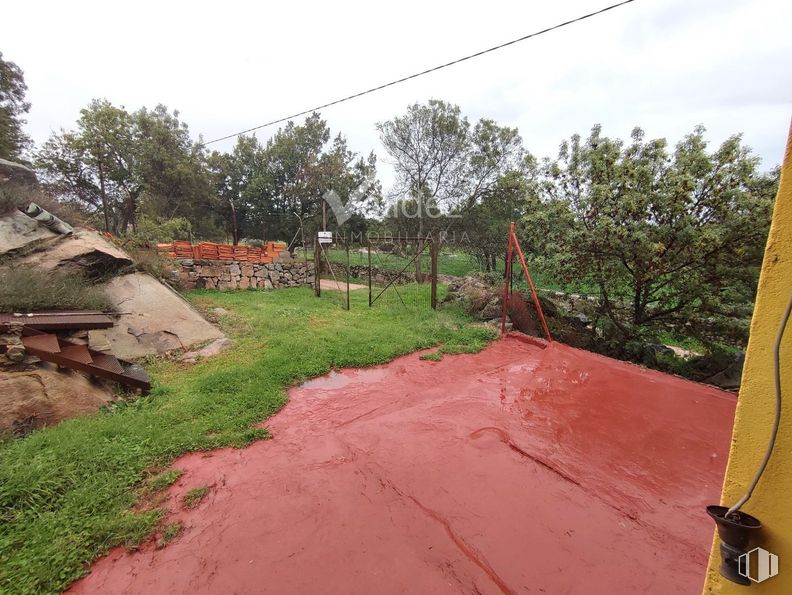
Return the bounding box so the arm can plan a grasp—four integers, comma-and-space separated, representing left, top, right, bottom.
703, 120, 792, 593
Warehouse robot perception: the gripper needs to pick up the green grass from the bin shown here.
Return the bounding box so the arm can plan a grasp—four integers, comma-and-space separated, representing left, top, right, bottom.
321, 247, 483, 278
0, 285, 495, 593
182, 486, 209, 509
655, 331, 708, 353
158, 521, 183, 546
0, 267, 113, 313
142, 469, 183, 495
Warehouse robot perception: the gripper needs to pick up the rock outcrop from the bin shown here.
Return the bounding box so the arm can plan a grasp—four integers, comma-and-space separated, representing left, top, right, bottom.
92, 272, 224, 359
20, 228, 132, 279
0, 365, 114, 437
0, 210, 57, 257
0, 159, 37, 186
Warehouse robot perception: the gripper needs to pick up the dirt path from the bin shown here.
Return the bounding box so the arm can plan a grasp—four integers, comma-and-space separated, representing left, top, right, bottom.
68, 336, 735, 594
319, 278, 367, 292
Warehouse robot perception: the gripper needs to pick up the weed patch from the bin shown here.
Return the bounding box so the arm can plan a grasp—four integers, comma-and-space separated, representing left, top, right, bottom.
0, 266, 113, 312
158, 521, 183, 547
182, 486, 209, 509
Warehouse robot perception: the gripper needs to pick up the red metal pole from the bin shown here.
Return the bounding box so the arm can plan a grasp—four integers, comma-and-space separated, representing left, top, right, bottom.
511, 229, 552, 342
501, 223, 515, 336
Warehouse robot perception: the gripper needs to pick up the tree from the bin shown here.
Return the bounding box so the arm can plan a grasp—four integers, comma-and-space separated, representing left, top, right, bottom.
210, 113, 381, 244
378, 100, 469, 240
378, 100, 523, 277
36, 100, 221, 237
133, 105, 222, 239
462, 164, 537, 271
526, 124, 778, 348
207, 135, 264, 244
0, 52, 32, 160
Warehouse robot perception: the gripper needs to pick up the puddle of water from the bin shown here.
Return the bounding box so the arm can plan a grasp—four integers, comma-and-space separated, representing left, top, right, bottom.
300, 367, 389, 390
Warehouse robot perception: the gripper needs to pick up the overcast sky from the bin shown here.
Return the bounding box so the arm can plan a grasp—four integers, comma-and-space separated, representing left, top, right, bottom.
4, 0, 791, 191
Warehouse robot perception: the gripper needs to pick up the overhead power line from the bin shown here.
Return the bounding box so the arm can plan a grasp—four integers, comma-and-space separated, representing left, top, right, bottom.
201, 0, 638, 146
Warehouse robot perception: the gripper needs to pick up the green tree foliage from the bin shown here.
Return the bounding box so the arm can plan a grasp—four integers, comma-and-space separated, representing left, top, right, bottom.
378, 101, 524, 277
209, 113, 381, 244
35, 100, 222, 237
0, 52, 31, 160
462, 165, 538, 271
526, 124, 778, 347
378, 100, 470, 238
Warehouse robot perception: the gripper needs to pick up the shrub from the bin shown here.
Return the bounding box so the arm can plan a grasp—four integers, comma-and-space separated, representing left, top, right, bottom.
0, 267, 113, 312
133, 215, 192, 243
105, 235, 179, 286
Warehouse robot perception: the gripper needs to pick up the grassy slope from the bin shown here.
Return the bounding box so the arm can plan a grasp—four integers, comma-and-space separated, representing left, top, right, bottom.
0, 286, 495, 594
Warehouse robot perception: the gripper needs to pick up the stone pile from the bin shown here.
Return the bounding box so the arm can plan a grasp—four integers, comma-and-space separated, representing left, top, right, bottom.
0, 321, 36, 369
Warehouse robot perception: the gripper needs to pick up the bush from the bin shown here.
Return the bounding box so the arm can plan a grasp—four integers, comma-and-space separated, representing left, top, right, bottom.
0, 267, 113, 312
107, 237, 179, 286
133, 215, 192, 243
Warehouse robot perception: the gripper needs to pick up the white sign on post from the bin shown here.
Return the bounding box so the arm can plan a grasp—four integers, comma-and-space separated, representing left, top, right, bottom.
318, 231, 333, 244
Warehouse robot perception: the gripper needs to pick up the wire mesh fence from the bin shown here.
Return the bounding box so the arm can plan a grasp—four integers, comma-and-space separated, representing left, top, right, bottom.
312, 233, 438, 311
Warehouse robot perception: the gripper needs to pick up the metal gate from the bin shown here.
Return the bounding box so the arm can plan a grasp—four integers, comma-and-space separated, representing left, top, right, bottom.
314, 231, 352, 310
366, 235, 438, 310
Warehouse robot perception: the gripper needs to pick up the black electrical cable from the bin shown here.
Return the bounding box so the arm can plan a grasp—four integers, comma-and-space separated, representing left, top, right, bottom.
201, 0, 638, 146
726, 293, 792, 518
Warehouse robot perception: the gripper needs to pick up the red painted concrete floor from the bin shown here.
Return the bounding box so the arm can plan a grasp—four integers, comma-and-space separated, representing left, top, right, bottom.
68, 335, 736, 594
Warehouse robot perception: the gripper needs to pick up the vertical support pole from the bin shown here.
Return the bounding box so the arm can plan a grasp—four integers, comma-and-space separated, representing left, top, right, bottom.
300, 219, 307, 286
346, 241, 350, 311
501, 222, 515, 336
314, 233, 321, 298
368, 241, 372, 307
430, 238, 438, 310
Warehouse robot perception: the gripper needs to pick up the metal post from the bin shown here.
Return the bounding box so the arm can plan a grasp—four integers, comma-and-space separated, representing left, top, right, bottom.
368, 241, 372, 307
501, 223, 515, 336
346, 241, 350, 311
314, 233, 321, 297
430, 239, 438, 310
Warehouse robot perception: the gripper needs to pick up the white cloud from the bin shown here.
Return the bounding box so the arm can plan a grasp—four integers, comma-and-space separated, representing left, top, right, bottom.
4, 0, 790, 193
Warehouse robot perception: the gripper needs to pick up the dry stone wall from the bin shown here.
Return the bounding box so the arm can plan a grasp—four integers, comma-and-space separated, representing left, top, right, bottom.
179, 259, 314, 290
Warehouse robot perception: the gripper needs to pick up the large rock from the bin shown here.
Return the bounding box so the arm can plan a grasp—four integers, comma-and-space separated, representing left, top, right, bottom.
0, 210, 57, 257
508, 291, 559, 337
0, 159, 37, 186
0, 366, 113, 437
97, 272, 224, 359
696, 351, 745, 390
20, 228, 132, 279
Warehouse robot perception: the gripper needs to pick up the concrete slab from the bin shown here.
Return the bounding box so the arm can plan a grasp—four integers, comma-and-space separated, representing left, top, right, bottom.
68, 336, 735, 594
